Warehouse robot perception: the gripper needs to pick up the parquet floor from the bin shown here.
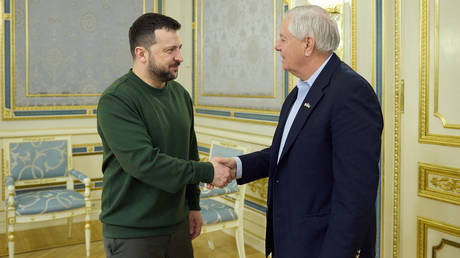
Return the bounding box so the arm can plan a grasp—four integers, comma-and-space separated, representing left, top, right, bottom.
0, 221, 264, 258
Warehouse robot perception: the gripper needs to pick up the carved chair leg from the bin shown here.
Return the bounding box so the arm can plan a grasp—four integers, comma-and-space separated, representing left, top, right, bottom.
8, 221, 15, 258
85, 217, 91, 256
235, 227, 246, 258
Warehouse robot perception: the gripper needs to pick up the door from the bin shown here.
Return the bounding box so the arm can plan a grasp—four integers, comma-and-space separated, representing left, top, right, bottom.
398, 0, 460, 257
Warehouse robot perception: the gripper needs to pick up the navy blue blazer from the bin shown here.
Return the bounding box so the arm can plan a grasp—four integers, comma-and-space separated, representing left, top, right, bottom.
238, 53, 383, 258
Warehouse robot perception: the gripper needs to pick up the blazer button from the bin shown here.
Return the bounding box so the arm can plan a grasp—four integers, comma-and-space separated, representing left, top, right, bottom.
275, 180, 279, 183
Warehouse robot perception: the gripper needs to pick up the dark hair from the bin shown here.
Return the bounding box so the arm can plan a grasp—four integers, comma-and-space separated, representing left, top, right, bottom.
129, 13, 181, 58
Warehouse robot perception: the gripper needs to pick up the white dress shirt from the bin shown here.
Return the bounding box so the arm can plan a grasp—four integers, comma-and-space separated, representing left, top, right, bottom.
234, 54, 332, 178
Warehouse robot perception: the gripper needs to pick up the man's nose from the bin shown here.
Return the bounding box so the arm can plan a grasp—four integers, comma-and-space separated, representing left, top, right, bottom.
175, 52, 184, 63
274, 41, 281, 51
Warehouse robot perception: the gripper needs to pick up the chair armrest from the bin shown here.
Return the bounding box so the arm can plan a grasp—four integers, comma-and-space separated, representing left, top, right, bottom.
4, 175, 15, 193
69, 169, 90, 185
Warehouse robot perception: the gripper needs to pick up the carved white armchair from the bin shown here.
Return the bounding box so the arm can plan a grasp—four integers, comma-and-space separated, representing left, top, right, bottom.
3, 136, 91, 258
200, 140, 247, 258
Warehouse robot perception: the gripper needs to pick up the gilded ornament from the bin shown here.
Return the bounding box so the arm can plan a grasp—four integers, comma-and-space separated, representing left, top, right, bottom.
430, 177, 460, 193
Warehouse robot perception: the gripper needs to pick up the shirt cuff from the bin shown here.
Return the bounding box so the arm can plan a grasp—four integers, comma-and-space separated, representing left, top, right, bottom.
233, 157, 243, 179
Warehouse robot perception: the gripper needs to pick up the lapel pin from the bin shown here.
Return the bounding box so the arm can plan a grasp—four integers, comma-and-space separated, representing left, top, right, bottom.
304, 103, 311, 109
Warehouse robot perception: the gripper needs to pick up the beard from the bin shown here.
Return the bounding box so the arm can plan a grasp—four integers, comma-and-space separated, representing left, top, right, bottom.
148, 58, 180, 83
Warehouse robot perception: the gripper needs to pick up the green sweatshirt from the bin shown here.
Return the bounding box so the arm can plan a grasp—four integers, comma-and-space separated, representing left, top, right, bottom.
97, 70, 214, 238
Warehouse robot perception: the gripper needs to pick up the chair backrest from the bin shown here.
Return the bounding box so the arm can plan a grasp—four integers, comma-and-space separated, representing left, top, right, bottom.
200, 140, 247, 198
4, 136, 72, 182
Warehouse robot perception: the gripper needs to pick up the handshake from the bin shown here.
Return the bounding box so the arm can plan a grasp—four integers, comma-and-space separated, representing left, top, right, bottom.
209, 157, 237, 188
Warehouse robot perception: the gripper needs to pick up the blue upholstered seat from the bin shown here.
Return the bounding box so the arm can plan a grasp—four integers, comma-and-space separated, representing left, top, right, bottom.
9, 140, 68, 181
3, 136, 92, 257
200, 180, 239, 198
200, 198, 238, 224
11, 189, 85, 215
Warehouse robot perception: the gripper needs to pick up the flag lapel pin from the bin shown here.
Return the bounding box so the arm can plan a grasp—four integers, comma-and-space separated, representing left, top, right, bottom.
304, 103, 311, 109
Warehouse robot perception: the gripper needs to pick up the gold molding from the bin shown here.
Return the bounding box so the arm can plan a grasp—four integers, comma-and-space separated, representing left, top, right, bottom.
197, 124, 274, 139
393, 0, 402, 257
419, 0, 460, 147
286, 0, 294, 94
432, 0, 460, 130
194, 111, 279, 126
351, 0, 357, 71
245, 195, 267, 210
195, 130, 270, 148
1, 1, 4, 120
380, 1, 386, 257
72, 143, 104, 156
197, 142, 211, 149
196, 104, 279, 115
247, 178, 268, 205
417, 217, 460, 258
432, 238, 460, 257
2, 148, 5, 201
371, 0, 376, 90
419, 162, 460, 206
197, 142, 211, 159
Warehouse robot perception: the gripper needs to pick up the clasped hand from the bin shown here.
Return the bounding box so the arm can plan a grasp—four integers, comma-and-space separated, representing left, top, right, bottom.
209, 157, 237, 189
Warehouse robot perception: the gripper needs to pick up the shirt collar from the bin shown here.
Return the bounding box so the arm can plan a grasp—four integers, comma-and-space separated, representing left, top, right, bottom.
298, 54, 333, 90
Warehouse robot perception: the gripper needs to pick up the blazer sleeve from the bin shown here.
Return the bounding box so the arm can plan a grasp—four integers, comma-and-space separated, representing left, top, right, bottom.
237, 147, 271, 184
319, 77, 383, 257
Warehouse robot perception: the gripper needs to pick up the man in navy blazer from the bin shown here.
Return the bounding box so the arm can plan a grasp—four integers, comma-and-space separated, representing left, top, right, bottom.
213, 5, 383, 258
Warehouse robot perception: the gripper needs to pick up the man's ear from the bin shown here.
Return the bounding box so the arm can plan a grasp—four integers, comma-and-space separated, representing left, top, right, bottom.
304, 36, 315, 57
134, 47, 148, 63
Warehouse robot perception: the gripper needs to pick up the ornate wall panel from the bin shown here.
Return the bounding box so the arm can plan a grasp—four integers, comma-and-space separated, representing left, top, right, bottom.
419, 162, 460, 206
193, 0, 356, 124
419, 0, 460, 146
417, 217, 460, 258
1, 0, 161, 119
193, 0, 285, 124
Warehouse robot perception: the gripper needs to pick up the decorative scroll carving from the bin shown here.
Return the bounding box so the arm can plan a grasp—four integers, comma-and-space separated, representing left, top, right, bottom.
430, 177, 460, 194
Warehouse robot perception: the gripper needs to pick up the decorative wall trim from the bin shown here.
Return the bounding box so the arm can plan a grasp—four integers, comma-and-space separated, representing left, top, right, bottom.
393, 0, 402, 256
432, 0, 459, 130
419, 0, 460, 146
197, 142, 210, 158
419, 162, 460, 206
417, 217, 460, 258
375, 0, 384, 256
351, 0, 357, 71
1, 148, 5, 201
246, 178, 268, 206
72, 143, 103, 156
432, 238, 460, 258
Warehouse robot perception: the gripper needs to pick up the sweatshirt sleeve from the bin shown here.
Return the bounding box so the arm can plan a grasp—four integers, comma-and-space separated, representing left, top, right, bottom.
97, 93, 214, 194
186, 96, 202, 210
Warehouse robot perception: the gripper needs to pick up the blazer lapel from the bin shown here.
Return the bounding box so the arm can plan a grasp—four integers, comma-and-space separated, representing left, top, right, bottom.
270, 87, 298, 169
278, 54, 341, 162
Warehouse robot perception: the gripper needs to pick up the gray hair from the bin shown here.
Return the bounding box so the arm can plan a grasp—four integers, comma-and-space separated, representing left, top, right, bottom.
286, 5, 340, 53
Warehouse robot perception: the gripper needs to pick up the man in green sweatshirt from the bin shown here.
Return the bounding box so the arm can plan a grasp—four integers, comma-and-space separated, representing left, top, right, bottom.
97, 13, 233, 258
